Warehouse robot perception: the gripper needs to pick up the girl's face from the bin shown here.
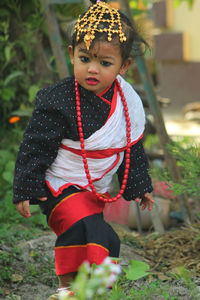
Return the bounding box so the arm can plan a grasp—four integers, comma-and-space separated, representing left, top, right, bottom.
68, 41, 131, 94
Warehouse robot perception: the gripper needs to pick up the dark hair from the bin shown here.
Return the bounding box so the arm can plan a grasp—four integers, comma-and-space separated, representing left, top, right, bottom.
71, 0, 147, 63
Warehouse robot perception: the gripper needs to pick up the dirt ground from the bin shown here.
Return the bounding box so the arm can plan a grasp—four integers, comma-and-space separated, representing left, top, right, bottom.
1, 222, 200, 300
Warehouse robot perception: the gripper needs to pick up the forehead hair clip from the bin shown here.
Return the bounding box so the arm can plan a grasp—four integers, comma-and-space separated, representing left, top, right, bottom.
74, 0, 127, 50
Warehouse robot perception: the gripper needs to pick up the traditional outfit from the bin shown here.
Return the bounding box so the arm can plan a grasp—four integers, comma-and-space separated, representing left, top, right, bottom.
13, 75, 153, 275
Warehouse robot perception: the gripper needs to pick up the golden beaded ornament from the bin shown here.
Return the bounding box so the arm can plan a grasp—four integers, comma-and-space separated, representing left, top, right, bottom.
74, 1, 127, 50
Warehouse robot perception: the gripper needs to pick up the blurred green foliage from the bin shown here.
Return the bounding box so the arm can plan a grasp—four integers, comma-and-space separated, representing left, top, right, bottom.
0, 0, 85, 230
0, 0, 84, 129
174, 0, 195, 8
151, 139, 200, 200
0, 0, 44, 128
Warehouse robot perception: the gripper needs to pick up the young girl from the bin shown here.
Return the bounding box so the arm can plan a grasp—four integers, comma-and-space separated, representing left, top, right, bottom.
13, 0, 154, 298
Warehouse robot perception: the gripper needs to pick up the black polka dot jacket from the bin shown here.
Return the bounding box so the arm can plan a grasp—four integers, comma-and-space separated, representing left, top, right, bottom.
13, 77, 153, 204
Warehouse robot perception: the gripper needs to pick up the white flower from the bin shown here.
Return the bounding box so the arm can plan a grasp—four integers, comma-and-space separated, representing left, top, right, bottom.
101, 257, 121, 274
58, 290, 69, 300
82, 260, 91, 272
94, 266, 105, 275
107, 273, 117, 287
109, 263, 121, 274
97, 287, 105, 295
102, 257, 112, 265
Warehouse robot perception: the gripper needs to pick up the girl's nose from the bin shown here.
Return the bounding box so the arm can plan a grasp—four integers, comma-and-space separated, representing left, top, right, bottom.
88, 63, 99, 74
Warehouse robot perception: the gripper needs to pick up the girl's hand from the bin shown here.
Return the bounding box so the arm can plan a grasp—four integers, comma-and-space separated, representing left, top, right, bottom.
16, 200, 31, 218
135, 193, 154, 211
15, 197, 47, 218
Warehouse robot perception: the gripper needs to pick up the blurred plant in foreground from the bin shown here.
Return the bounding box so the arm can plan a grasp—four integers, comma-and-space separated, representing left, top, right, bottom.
58, 257, 150, 300
151, 140, 200, 200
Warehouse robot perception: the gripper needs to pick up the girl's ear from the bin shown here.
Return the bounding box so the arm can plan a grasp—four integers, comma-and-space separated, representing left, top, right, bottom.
119, 58, 132, 76
68, 45, 74, 64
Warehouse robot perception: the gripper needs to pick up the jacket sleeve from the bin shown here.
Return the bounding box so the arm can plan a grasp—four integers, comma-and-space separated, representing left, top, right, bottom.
117, 139, 153, 200
13, 91, 67, 204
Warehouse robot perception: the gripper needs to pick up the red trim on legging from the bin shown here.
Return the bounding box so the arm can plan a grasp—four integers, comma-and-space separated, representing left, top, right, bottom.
48, 191, 105, 236
55, 243, 109, 275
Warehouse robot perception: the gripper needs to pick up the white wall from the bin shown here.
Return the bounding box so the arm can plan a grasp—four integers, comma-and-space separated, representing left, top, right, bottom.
171, 0, 200, 61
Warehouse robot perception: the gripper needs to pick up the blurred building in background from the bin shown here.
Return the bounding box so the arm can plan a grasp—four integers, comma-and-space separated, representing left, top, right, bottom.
153, 0, 200, 117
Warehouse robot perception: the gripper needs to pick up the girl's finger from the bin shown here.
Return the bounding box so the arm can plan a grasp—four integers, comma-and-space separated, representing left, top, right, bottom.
139, 200, 144, 206
16, 202, 24, 216
16, 201, 31, 218
37, 197, 47, 201
142, 203, 146, 210
147, 194, 154, 203
148, 201, 153, 211
139, 199, 145, 209
22, 201, 31, 218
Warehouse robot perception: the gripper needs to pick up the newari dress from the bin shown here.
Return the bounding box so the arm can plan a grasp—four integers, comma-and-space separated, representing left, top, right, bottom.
13, 75, 153, 275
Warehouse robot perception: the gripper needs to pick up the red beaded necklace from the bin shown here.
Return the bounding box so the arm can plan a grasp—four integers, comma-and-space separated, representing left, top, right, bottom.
75, 78, 131, 203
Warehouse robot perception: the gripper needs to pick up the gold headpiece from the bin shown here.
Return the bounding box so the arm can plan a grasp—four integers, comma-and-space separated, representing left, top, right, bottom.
74, 1, 127, 50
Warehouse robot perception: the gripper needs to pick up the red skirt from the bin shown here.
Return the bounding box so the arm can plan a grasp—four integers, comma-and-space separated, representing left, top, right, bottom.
40, 186, 120, 275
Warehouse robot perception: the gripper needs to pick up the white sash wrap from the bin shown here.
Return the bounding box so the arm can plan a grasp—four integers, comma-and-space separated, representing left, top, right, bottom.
45, 75, 145, 195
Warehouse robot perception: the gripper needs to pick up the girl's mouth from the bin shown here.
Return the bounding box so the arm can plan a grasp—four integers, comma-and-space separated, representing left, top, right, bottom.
86, 78, 99, 85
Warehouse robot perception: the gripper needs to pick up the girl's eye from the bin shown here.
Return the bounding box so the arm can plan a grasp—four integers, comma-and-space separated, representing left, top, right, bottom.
100, 61, 112, 67
80, 56, 89, 63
